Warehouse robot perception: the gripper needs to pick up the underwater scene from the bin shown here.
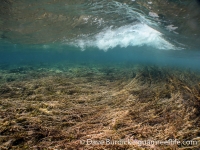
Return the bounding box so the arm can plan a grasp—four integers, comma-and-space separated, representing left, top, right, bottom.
0, 0, 200, 149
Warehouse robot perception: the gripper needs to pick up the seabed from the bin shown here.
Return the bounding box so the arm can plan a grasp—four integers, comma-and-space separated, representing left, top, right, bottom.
0, 62, 200, 149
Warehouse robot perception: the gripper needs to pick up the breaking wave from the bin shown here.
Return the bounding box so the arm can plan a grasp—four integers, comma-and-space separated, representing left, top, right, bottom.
70, 23, 177, 51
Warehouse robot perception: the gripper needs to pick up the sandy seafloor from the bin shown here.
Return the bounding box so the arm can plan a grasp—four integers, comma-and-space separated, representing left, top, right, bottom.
0, 58, 200, 149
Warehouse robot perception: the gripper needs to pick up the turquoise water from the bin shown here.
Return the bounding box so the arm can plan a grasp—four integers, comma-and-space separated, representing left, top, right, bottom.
0, 0, 200, 71
0, 43, 200, 71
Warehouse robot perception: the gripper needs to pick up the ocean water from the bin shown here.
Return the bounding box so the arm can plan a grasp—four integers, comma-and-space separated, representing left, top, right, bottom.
0, 0, 200, 70
0, 0, 200, 149
0, 42, 200, 72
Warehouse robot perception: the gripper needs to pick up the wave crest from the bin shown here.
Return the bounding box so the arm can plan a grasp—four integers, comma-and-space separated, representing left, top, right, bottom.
70, 24, 177, 51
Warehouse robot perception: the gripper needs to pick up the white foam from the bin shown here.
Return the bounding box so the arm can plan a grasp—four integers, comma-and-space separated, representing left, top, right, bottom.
71, 23, 177, 51
166, 25, 178, 32
149, 12, 159, 18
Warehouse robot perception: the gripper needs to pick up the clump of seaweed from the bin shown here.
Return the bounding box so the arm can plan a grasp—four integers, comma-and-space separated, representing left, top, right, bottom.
0, 63, 200, 149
